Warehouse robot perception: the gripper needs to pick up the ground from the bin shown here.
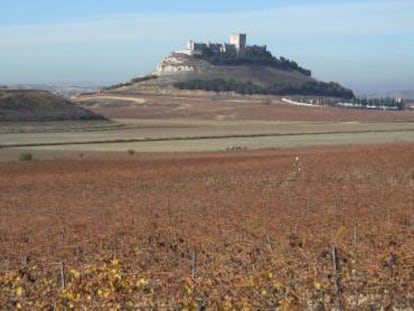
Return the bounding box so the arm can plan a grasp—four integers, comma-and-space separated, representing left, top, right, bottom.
0, 89, 104, 122
1, 144, 414, 309
1, 93, 414, 161
1, 93, 414, 309
78, 93, 414, 122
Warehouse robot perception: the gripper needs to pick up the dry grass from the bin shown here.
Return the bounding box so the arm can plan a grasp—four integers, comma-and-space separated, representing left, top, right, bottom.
2, 119, 414, 157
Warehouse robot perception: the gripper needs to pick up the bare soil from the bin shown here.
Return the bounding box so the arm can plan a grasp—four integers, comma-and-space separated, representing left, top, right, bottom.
79, 93, 414, 122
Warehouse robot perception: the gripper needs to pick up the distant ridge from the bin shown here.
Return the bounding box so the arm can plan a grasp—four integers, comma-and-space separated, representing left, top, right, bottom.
0, 89, 106, 122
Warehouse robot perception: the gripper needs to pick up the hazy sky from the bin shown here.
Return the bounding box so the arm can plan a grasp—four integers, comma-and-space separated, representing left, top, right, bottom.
1, 0, 413, 93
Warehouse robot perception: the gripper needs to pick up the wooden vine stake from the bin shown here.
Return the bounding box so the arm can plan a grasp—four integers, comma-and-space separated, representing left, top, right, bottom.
192, 251, 197, 281
60, 260, 66, 290
332, 245, 342, 311
354, 219, 358, 250
354, 218, 359, 306
22, 256, 28, 267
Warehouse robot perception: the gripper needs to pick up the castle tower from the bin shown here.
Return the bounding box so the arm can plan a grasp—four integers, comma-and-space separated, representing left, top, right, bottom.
187, 40, 195, 51
230, 33, 247, 51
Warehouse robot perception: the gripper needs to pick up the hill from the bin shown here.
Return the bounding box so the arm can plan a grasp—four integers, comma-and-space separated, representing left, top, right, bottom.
0, 89, 106, 122
106, 34, 354, 99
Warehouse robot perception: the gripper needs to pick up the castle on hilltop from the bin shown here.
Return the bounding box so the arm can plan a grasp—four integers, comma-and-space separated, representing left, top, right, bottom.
177, 33, 266, 56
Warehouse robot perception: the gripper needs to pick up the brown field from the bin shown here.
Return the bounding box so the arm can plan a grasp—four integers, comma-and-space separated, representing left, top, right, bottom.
2, 118, 414, 161
79, 93, 414, 122
1, 143, 414, 309
0, 94, 413, 162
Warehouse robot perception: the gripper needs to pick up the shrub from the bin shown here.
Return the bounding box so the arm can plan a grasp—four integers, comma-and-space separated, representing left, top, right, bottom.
195, 46, 312, 76
127, 149, 135, 155
19, 152, 33, 162
104, 75, 158, 90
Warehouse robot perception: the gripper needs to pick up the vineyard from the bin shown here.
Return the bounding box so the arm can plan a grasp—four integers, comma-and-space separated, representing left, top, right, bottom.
1, 143, 414, 309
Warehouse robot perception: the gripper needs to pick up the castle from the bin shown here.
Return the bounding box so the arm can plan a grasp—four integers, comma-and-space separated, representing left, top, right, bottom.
177, 33, 265, 56
156, 34, 269, 74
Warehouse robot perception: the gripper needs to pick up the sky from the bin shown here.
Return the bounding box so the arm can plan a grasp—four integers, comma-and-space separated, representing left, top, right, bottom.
1, 0, 413, 94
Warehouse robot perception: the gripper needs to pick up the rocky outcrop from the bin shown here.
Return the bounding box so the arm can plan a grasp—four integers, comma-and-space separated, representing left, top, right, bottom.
156, 53, 213, 75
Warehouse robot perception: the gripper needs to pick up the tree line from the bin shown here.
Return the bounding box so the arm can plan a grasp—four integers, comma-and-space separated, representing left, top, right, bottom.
352, 97, 405, 110
174, 79, 354, 99
104, 75, 158, 90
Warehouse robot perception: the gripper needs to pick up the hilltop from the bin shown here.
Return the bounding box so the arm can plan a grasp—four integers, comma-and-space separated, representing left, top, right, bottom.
0, 89, 105, 122
106, 34, 354, 99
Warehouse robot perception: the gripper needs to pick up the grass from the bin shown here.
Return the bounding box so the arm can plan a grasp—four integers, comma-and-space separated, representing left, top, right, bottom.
18, 152, 33, 161
1, 118, 414, 160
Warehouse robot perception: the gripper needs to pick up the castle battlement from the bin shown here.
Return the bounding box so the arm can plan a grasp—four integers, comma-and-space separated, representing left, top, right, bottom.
177, 33, 263, 56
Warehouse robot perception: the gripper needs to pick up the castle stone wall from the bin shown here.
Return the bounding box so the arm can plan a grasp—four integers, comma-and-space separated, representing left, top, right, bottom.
183, 33, 247, 55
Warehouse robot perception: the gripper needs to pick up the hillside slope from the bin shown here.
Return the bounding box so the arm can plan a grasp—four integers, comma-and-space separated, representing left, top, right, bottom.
0, 89, 106, 122
108, 53, 354, 98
